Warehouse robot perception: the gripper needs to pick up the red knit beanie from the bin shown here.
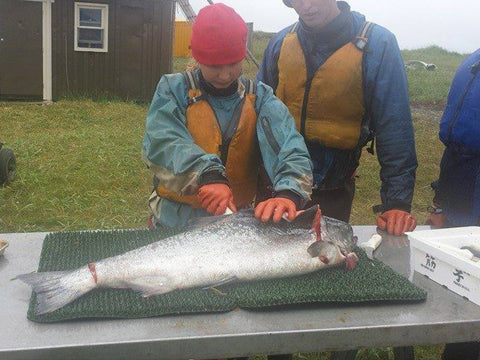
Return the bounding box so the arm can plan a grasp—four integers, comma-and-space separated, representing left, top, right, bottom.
190, 3, 247, 66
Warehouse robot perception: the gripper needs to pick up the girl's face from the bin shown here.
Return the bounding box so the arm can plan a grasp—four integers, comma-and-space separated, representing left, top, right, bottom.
198, 61, 243, 89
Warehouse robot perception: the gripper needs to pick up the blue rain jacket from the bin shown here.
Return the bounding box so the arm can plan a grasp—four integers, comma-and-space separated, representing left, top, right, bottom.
256, 2, 417, 212
142, 72, 313, 227
439, 48, 480, 152
436, 49, 480, 226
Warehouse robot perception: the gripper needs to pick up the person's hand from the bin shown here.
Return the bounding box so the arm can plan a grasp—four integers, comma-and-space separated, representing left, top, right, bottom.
425, 213, 447, 228
254, 197, 296, 223
197, 183, 237, 215
377, 209, 416, 236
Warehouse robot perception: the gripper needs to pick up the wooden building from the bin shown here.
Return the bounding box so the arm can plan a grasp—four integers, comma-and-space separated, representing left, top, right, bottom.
0, 0, 175, 102
173, 20, 192, 57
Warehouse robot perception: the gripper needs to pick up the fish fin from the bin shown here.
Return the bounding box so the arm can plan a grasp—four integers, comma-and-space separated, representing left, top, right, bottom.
320, 215, 355, 254
185, 214, 237, 231
187, 207, 254, 228
291, 205, 321, 231
307, 241, 344, 265
186, 215, 228, 229
128, 276, 176, 297
208, 287, 228, 296
186, 209, 255, 230
294, 205, 319, 220
15, 269, 95, 315
307, 241, 330, 257
202, 276, 238, 290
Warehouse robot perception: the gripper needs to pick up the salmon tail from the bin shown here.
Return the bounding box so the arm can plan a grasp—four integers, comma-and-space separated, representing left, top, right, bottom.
15, 267, 96, 315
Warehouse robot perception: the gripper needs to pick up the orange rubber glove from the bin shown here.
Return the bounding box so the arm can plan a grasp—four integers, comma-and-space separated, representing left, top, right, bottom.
377, 209, 417, 236
254, 197, 297, 223
197, 183, 237, 216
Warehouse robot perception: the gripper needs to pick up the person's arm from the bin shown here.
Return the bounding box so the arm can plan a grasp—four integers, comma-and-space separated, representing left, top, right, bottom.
142, 74, 226, 197
254, 82, 313, 222
364, 28, 418, 235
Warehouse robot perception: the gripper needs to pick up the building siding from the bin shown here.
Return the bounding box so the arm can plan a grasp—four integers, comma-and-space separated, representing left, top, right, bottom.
52, 0, 174, 102
173, 21, 192, 57
0, 0, 43, 100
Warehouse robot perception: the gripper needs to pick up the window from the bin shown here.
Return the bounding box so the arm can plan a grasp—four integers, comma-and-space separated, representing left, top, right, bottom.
74, 2, 108, 52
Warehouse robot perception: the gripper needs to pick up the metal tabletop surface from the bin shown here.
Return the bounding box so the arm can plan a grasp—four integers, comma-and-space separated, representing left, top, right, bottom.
1, 227, 480, 360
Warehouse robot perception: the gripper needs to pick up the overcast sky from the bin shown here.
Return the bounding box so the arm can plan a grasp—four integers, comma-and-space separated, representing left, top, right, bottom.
179, 0, 480, 54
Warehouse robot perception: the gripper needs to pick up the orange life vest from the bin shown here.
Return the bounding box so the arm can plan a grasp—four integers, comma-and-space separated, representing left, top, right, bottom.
156, 73, 260, 209
276, 22, 373, 150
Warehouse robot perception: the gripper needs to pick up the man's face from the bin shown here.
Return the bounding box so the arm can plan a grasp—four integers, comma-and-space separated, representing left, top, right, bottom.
290, 0, 340, 30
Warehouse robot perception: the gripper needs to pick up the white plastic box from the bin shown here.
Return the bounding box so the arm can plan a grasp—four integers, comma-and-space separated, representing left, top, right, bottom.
408, 227, 480, 306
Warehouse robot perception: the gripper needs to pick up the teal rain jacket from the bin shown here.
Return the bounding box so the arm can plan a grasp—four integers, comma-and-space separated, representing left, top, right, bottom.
142, 71, 313, 227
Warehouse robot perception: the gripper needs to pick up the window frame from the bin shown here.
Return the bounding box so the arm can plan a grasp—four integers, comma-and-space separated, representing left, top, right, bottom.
74, 2, 109, 53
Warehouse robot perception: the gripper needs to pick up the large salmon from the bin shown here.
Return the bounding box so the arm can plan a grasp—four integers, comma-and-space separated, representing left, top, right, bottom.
17, 206, 358, 315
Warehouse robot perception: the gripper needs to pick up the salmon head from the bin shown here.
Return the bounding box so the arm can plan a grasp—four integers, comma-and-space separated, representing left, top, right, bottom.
293, 205, 358, 270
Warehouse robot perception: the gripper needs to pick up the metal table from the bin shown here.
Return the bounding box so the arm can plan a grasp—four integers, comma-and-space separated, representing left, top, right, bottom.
1, 227, 479, 360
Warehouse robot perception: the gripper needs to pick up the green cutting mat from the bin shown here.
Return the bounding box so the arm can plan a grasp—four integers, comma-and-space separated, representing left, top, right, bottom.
27, 228, 426, 322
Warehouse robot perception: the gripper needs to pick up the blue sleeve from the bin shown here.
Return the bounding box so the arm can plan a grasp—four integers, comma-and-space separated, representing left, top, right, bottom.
254, 82, 313, 205
255, 29, 290, 91
141, 74, 225, 196
439, 48, 480, 149
364, 27, 418, 212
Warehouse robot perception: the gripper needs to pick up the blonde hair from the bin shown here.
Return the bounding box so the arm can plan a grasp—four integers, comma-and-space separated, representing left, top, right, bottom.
185, 58, 199, 72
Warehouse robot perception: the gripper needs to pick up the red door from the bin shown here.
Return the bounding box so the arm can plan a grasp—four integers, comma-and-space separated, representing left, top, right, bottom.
0, 0, 43, 100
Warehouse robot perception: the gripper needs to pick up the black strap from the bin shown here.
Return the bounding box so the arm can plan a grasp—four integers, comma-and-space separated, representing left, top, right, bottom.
355, 22, 376, 153
182, 71, 198, 90
244, 78, 256, 95
183, 71, 207, 105
225, 98, 246, 142
220, 97, 247, 164
220, 79, 255, 163
184, 72, 255, 104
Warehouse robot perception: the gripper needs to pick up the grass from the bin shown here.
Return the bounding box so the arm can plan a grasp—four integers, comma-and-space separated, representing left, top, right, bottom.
250, 344, 445, 360
0, 100, 152, 232
0, 41, 468, 359
351, 105, 446, 227
403, 46, 466, 107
